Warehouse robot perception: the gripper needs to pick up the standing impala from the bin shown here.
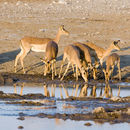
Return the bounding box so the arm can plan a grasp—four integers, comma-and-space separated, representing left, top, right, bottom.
59, 45, 88, 82
103, 53, 121, 82
84, 40, 121, 66
84, 40, 121, 79
14, 25, 69, 73
41, 40, 58, 80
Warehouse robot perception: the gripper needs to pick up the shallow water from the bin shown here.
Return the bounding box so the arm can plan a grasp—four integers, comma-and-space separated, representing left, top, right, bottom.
0, 116, 130, 130
0, 82, 130, 130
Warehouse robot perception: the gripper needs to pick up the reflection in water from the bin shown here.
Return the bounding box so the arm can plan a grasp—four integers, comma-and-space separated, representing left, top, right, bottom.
0, 82, 130, 128
43, 84, 50, 97
12, 82, 126, 99
13, 83, 24, 96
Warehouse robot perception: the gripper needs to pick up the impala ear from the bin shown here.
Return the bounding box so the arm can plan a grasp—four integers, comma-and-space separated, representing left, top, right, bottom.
117, 40, 120, 43
113, 40, 120, 45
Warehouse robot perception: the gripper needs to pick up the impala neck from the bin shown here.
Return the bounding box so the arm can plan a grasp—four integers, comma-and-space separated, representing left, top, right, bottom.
100, 44, 114, 65
106, 65, 110, 73
54, 30, 61, 44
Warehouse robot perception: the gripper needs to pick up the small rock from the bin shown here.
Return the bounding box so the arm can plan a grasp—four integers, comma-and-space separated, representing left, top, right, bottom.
110, 96, 121, 102
92, 107, 105, 113
17, 116, 25, 120
84, 122, 92, 126
18, 126, 24, 129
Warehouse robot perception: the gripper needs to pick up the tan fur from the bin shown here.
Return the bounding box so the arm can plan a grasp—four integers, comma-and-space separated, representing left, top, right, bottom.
14, 25, 69, 73
73, 42, 97, 79
84, 40, 120, 79
103, 53, 121, 82
42, 41, 58, 80
59, 45, 88, 82
84, 40, 120, 65
73, 42, 92, 69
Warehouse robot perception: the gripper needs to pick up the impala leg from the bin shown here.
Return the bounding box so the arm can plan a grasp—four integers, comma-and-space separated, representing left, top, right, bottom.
93, 67, 97, 80
14, 50, 23, 73
71, 64, 76, 77
76, 65, 78, 81
59, 56, 66, 78
54, 60, 57, 76
60, 62, 70, 81
117, 62, 121, 80
59, 60, 64, 78
20, 51, 28, 74
111, 65, 114, 80
71, 64, 75, 72
77, 67, 80, 76
44, 63, 47, 76
47, 62, 51, 74
51, 60, 54, 80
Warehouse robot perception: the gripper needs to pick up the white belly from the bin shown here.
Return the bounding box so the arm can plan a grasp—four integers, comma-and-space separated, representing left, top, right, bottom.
31, 44, 46, 52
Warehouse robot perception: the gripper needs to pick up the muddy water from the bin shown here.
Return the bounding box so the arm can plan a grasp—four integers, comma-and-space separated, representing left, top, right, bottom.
0, 82, 130, 130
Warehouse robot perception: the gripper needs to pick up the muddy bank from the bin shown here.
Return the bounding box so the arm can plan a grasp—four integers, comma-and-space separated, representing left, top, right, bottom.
0, 72, 130, 86
30, 106, 130, 123
0, 90, 46, 99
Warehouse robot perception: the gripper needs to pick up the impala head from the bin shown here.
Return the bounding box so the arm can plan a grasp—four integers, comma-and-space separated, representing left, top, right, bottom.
81, 66, 88, 82
59, 25, 69, 36
112, 40, 121, 50
88, 62, 93, 70
103, 69, 112, 82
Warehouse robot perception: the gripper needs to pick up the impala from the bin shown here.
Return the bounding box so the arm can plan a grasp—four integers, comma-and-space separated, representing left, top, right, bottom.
84, 40, 121, 66
103, 53, 121, 82
14, 25, 69, 73
84, 40, 121, 79
41, 40, 58, 80
59, 45, 88, 82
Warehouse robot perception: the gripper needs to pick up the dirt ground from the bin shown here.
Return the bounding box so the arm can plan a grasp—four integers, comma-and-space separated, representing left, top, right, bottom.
0, 0, 130, 80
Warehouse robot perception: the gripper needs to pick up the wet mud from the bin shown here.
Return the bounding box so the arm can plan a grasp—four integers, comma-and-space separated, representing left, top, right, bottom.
0, 72, 130, 86
0, 90, 46, 100
34, 107, 130, 124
